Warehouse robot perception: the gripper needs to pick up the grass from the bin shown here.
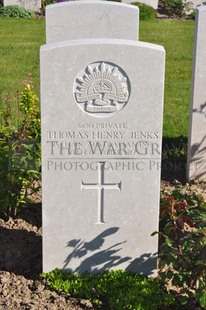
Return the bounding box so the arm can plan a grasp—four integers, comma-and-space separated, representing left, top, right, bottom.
0, 17, 195, 138
139, 20, 194, 137
0, 18, 45, 95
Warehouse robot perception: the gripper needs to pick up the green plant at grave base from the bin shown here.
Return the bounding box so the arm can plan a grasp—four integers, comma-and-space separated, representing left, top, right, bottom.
41, 269, 175, 310
0, 5, 34, 18
162, 136, 187, 161
0, 77, 41, 219
153, 188, 206, 308
131, 2, 156, 20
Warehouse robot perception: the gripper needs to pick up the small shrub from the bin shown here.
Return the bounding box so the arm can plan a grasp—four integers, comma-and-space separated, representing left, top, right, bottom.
0, 77, 41, 219
41, 269, 175, 310
131, 2, 156, 20
158, 0, 183, 17
0, 5, 34, 18
154, 187, 206, 308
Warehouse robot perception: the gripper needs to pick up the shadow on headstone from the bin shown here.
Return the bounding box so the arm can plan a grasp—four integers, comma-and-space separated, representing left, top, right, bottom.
189, 134, 206, 180
63, 227, 130, 273
125, 253, 157, 276
187, 6, 206, 181
189, 103, 206, 180
63, 227, 156, 276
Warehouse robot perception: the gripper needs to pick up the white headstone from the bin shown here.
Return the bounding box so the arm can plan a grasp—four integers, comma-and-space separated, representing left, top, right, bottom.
185, 1, 205, 15
46, 1, 139, 43
121, 0, 158, 10
187, 6, 206, 181
4, 0, 41, 12
41, 38, 165, 275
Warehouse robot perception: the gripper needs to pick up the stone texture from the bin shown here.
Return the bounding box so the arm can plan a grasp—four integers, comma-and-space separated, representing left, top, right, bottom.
187, 6, 206, 181
46, 0, 139, 44
4, 0, 41, 12
41, 38, 165, 275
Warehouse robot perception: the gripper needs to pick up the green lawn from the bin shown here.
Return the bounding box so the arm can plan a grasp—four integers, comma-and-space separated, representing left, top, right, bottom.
0, 18, 45, 95
0, 18, 195, 138
140, 20, 194, 138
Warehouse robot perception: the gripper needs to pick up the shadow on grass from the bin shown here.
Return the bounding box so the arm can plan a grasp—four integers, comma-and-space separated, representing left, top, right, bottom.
161, 136, 188, 183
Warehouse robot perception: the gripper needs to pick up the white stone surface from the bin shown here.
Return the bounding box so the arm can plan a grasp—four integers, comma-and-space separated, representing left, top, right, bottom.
46, 1, 139, 43
4, 0, 41, 12
187, 6, 206, 181
121, 0, 158, 9
41, 38, 165, 275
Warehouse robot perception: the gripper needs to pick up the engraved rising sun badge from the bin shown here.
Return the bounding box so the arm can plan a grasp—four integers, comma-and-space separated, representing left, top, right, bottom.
74, 62, 130, 117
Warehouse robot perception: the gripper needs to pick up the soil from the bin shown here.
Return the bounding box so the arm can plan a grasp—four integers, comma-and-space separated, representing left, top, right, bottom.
0, 197, 94, 310
0, 178, 205, 310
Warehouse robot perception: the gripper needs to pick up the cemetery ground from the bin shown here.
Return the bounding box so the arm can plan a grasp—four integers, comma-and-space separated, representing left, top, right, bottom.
0, 180, 205, 309
0, 18, 194, 137
0, 18, 206, 309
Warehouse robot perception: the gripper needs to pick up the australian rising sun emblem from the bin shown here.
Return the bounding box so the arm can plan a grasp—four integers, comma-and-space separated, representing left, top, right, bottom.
74, 62, 130, 117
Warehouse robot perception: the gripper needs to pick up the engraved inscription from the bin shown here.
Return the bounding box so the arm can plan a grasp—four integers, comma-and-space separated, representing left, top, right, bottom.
81, 162, 121, 224
74, 62, 130, 118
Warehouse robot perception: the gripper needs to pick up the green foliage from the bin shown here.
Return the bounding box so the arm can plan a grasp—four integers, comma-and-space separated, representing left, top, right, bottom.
0, 77, 40, 219
41, 269, 174, 310
0, 5, 34, 18
162, 136, 187, 161
131, 2, 156, 20
159, 0, 183, 17
156, 188, 206, 308
158, 0, 194, 17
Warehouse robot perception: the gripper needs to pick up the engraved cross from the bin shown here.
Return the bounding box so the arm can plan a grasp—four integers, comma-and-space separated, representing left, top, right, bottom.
81, 162, 121, 224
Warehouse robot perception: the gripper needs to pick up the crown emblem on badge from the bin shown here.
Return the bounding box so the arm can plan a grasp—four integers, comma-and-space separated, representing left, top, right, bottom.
74, 62, 130, 117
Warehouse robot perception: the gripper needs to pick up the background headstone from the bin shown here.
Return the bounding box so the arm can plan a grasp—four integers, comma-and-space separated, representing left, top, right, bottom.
185, 1, 206, 15
187, 6, 206, 181
46, 1, 139, 43
41, 38, 165, 275
121, 0, 158, 9
4, 0, 41, 12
